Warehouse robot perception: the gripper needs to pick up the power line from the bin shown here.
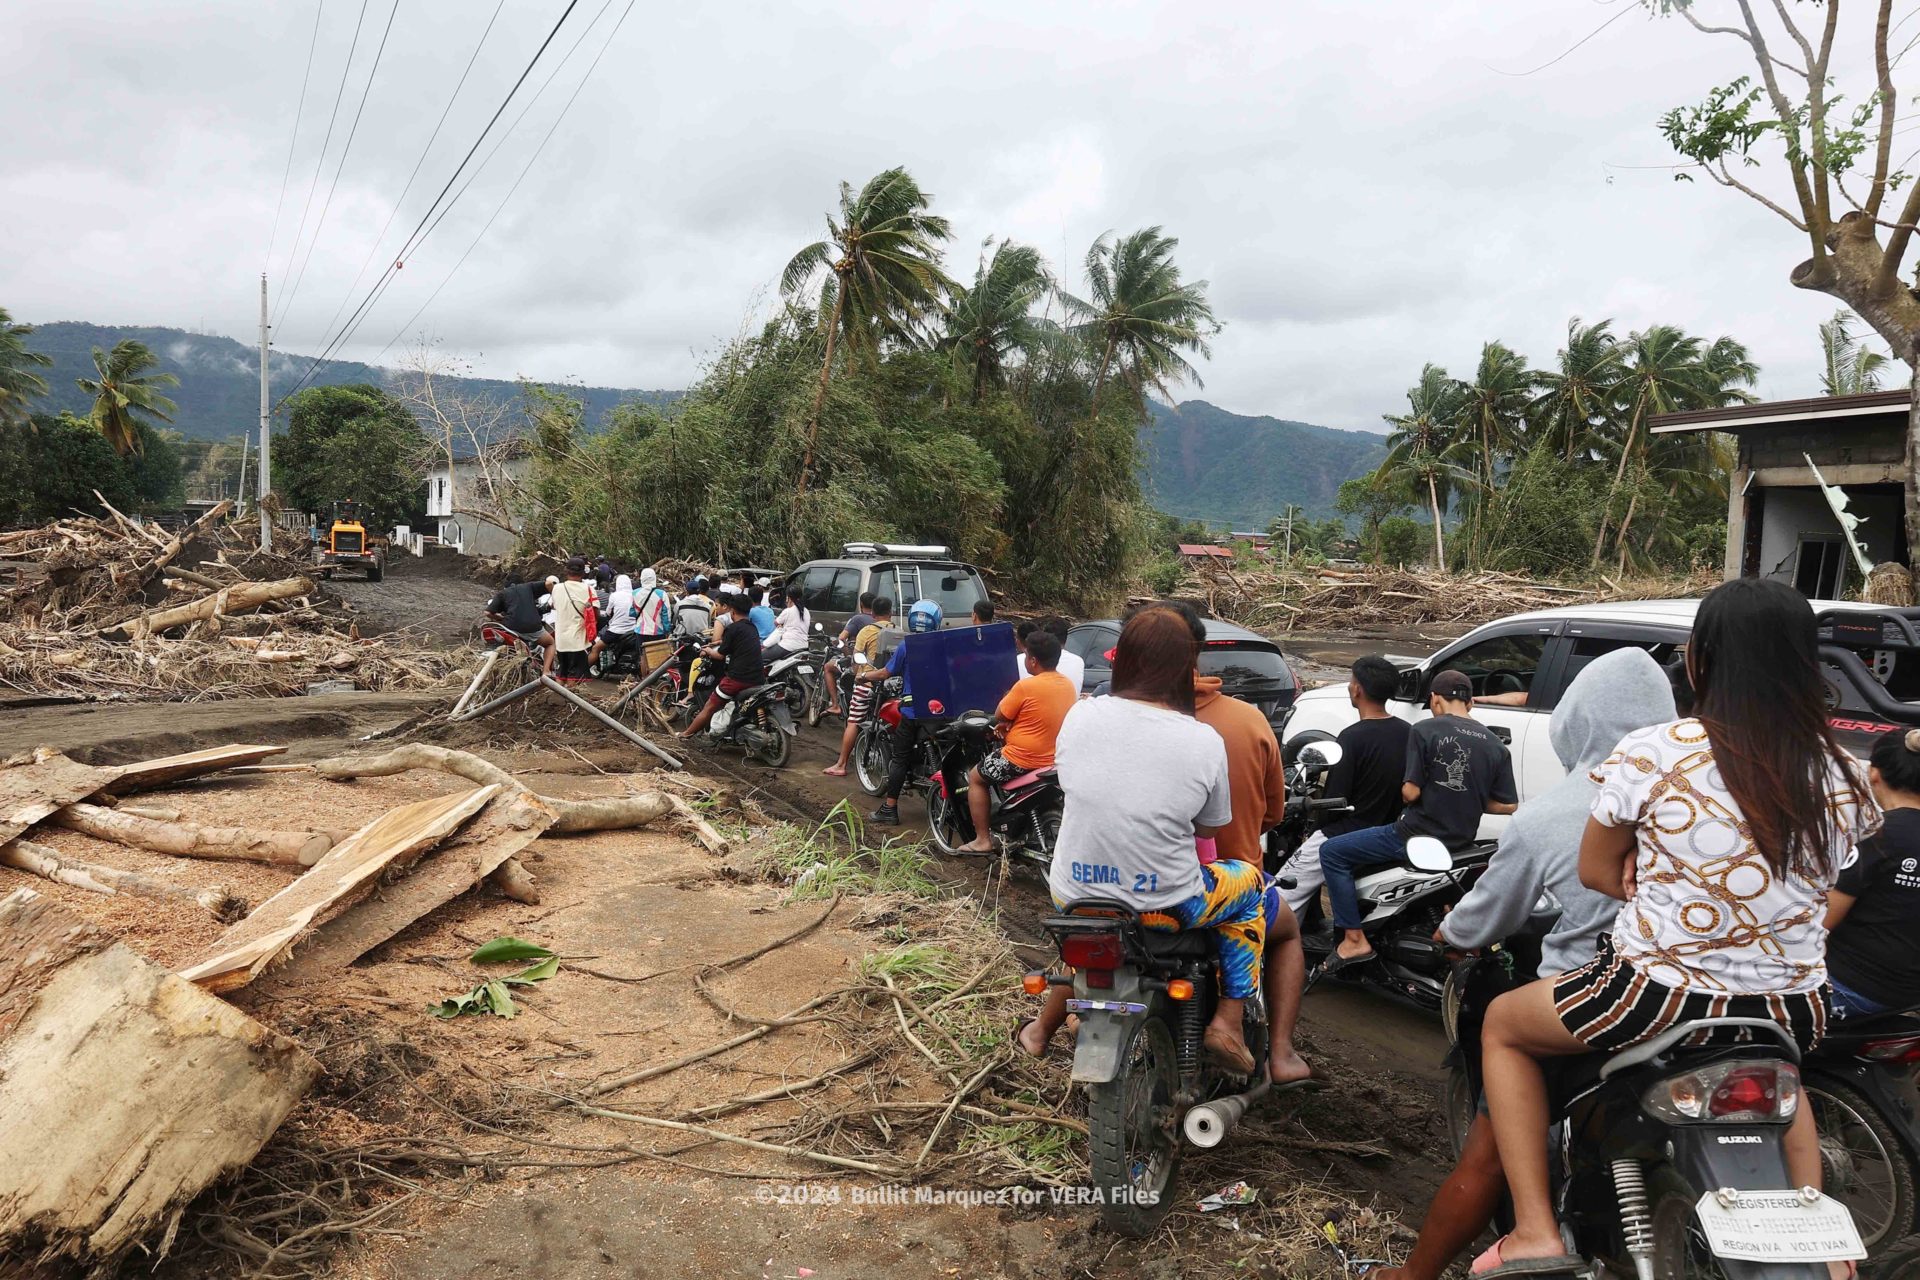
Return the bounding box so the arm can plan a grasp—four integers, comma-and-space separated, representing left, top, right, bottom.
375, 0, 637, 363
277, 0, 403, 344
273, 0, 373, 327
264, 1, 327, 271
308, 0, 507, 355
276, 0, 586, 403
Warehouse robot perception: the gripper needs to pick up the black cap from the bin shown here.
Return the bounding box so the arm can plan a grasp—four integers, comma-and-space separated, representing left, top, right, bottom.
1429, 669, 1473, 702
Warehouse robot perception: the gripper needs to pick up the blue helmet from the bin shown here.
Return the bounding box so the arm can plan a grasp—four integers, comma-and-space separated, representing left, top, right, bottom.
906, 599, 944, 633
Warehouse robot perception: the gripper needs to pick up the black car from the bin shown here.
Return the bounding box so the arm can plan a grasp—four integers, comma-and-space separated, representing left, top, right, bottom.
1063, 616, 1299, 730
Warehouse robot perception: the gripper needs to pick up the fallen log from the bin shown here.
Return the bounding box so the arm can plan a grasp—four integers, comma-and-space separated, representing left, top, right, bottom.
0, 837, 243, 919
49, 802, 331, 866
487, 856, 540, 904
97, 743, 289, 796
0, 747, 121, 846
102, 575, 314, 639
0, 888, 317, 1263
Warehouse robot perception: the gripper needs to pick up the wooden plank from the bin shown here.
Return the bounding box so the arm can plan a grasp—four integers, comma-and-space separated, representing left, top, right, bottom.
177, 785, 498, 992
253, 790, 558, 991
0, 889, 318, 1262
97, 743, 290, 796
0, 748, 119, 847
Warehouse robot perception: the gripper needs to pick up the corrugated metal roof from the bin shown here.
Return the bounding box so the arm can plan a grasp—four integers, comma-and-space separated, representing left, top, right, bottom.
1650, 389, 1907, 434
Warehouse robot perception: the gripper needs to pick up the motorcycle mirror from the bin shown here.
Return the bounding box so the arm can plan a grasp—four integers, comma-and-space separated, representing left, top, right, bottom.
1298, 741, 1344, 769
1405, 836, 1453, 873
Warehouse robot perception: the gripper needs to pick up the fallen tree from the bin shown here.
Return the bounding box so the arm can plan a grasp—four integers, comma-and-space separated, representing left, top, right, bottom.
102, 575, 315, 639
50, 802, 332, 866
0, 837, 243, 919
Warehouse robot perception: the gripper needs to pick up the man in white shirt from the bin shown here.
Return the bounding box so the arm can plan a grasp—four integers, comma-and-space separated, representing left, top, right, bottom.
1043, 617, 1084, 694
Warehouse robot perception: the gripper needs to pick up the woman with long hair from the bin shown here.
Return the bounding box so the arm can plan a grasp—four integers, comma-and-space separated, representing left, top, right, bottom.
1019, 606, 1268, 1073
1472, 578, 1877, 1276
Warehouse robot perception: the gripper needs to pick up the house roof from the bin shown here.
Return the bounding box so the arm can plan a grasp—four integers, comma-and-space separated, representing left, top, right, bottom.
1178, 543, 1235, 558
1650, 389, 1908, 435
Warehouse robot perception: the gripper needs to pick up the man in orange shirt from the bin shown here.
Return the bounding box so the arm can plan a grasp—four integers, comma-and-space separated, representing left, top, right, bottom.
955, 630, 1076, 854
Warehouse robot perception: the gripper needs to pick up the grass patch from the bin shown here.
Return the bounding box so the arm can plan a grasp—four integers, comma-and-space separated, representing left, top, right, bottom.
755, 798, 938, 900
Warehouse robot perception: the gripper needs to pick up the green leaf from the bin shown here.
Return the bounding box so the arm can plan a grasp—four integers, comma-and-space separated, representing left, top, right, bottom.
469, 936, 555, 965
504, 954, 560, 984
483, 979, 517, 1019
430, 992, 481, 1019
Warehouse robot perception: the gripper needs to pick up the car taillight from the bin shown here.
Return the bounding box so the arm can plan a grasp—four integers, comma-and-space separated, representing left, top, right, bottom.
1861, 1034, 1920, 1064
1644, 1061, 1799, 1123
1059, 933, 1124, 970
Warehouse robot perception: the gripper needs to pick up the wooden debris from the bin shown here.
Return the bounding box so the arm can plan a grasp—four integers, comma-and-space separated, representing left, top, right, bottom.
0, 889, 317, 1262
0, 747, 119, 846
0, 837, 242, 920
178, 785, 499, 992
103, 575, 315, 639
487, 855, 541, 904
49, 802, 332, 866
99, 743, 288, 795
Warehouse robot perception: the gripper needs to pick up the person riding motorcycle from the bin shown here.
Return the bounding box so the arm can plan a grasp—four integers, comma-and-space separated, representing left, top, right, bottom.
869, 599, 944, 827
952, 628, 1075, 854
672, 576, 715, 702
484, 579, 553, 666
678, 591, 766, 740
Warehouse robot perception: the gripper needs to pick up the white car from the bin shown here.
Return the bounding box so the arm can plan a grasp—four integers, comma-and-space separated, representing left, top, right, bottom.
1281, 596, 1920, 837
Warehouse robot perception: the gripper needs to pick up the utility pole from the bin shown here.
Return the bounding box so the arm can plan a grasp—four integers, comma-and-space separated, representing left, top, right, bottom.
257, 274, 272, 551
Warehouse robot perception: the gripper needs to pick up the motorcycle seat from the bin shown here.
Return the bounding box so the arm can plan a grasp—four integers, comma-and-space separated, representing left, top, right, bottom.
999, 767, 1057, 792
1140, 928, 1214, 958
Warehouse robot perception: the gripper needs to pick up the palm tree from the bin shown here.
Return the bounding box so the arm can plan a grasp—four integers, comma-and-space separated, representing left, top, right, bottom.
1530, 318, 1624, 461
1818, 309, 1890, 396
1457, 340, 1534, 492
780, 167, 955, 491
76, 340, 179, 456
1378, 364, 1473, 568
938, 239, 1053, 402
0, 308, 53, 429
1063, 227, 1219, 412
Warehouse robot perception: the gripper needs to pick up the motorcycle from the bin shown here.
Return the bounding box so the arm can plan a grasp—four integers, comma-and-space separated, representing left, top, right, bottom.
1032, 898, 1270, 1238
852, 675, 904, 796
1798, 1007, 1920, 1260
609, 634, 701, 731
923, 711, 1063, 865
1445, 925, 1869, 1280
678, 660, 797, 768
766, 649, 822, 726
1278, 741, 1494, 1012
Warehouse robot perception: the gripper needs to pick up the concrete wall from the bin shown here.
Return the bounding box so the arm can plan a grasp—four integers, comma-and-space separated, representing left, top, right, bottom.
1740, 421, 1905, 472
1753, 485, 1903, 591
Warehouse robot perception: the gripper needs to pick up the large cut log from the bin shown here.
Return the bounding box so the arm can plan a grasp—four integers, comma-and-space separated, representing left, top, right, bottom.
309, 744, 679, 833
0, 747, 119, 847
178, 785, 498, 993
252, 790, 557, 991
95, 743, 289, 796
0, 889, 317, 1262
49, 802, 331, 866
102, 575, 314, 639
0, 837, 242, 919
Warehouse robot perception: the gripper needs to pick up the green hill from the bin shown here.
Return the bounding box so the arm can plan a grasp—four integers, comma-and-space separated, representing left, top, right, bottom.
1141, 399, 1387, 529
21, 321, 677, 442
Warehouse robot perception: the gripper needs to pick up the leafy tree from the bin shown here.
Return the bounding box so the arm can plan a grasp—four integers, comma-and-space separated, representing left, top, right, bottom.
1334, 473, 1418, 560
939, 239, 1053, 403
75, 339, 178, 456
275, 384, 426, 529
1375, 516, 1423, 568
1065, 227, 1219, 410
1819, 309, 1890, 395
0, 413, 136, 524
781, 167, 956, 492
1378, 364, 1473, 568
0, 308, 52, 428
1458, 340, 1534, 492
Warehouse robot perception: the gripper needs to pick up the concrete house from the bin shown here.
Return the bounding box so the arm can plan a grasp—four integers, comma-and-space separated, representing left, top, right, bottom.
1650, 390, 1910, 596
421, 448, 530, 558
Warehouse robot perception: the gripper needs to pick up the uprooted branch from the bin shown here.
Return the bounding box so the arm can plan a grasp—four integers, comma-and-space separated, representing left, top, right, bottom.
50, 802, 333, 866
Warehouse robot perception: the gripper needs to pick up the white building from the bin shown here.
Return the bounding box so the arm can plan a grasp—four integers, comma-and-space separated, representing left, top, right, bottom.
421, 451, 530, 558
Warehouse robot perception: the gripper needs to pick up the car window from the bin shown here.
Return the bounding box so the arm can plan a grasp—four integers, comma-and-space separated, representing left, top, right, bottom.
867, 567, 898, 610
1199, 643, 1291, 689
1067, 626, 1118, 668
1432, 632, 1549, 707
825, 568, 861, 613
917, 567, 986, 619
1559, 635, 1692, 715
800, 566, 838, 607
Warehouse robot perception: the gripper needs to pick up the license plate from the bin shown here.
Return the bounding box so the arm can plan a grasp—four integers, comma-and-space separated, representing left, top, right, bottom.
1693, 1190, 1865, 1264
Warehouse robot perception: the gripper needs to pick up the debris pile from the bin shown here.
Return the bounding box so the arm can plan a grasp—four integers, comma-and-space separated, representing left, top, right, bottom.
0, 502, 471, 701
1167, 560, 1717, 632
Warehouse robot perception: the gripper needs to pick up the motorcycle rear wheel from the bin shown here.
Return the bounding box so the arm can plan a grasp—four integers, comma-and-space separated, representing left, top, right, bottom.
1807, 1077, 1917, 1257
805, 675, 828, 727
1086, 1017, 1180, 1238
1649, 1184, 1732, 1280
1019, 806, 1062, 867
784, 678, 812, 726
755, 725, 792, 768
1873, 1236, 1920, 1279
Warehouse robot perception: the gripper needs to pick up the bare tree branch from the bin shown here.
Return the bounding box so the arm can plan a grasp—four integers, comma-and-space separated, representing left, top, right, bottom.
1677, 4, 1809, 75
1735, 0, 1832, 271
1870, 0, 1900, 218
1711, 159, 1811, 232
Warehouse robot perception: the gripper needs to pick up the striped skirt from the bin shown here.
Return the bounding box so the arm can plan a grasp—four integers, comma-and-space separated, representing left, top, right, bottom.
1552, 937, 1828, 1054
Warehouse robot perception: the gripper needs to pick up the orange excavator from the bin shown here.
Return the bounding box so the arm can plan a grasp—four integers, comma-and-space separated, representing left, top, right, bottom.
312, 501, 385, 582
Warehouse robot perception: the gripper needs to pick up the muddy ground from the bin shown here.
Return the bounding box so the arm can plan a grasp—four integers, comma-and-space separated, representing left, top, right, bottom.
2, 625, 1465, 1280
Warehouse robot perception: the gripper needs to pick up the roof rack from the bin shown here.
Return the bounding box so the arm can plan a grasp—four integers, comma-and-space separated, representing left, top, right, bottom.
841, 542, 952, 560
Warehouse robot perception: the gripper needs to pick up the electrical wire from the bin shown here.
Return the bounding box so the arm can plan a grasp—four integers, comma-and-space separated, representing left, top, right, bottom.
1487, 4, 1638, 78
277, 0, 404, 345
264, 0, 326, 272
373, 0, 636, 363
273, 0, 373, 327
276, 0, 588, 403
307, 0, 507, 355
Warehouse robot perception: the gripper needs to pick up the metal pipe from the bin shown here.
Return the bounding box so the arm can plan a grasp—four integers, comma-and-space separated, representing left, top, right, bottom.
541, 676, 682, 770
449, 647, 501, 720
1182, 1078, 1272, 1149
455, 675, 543, 721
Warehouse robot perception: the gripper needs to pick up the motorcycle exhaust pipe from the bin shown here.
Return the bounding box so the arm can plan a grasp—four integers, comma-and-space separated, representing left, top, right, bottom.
1182, 1079, 1271, 1149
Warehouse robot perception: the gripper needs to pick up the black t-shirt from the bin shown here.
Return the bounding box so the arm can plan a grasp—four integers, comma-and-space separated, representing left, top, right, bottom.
1829, 807, 1920, 1007
1394, 714, 1518, 851
1322, 716, 1413, 838
717, 617, 765, 683
487, 582, 546, 635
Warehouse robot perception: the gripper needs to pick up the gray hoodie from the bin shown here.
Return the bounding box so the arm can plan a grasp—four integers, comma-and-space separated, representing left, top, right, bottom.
1438, 647, 1677, 976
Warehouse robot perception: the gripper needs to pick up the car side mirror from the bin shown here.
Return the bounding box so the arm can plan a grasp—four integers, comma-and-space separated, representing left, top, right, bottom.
1405, 836, 1453, 873
1394, 668, 1422, 704
1298, 741, 1344, 769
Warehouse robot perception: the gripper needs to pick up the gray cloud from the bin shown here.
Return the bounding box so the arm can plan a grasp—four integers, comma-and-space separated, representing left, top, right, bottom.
1, 0, 1869, 430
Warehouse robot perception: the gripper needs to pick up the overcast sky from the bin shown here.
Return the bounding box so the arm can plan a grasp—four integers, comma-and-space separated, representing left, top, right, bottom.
2, 0, 1869, 432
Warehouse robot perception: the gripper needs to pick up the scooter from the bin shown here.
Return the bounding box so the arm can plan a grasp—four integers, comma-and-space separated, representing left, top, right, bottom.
1799, 1007, 1920, 1260
1032, 898, 1271, 1238
922, 711, 1064, 865
679, 662, 797, 768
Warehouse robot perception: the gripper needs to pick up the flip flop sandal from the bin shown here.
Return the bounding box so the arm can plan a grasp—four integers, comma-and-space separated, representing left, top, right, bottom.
1313, 950, 1378, 982
1468, 1235, 1585, 1277
1269, 1076, 1328, 1095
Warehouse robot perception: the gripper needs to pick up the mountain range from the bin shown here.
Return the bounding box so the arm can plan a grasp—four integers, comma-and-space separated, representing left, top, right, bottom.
22, 322, 1384, 526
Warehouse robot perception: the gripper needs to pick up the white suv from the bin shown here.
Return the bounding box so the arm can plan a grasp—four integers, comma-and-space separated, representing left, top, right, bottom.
1282, 597, 1920, 836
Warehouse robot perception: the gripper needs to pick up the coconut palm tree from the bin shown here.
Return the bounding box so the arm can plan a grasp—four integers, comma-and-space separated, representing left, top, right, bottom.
76, 340, 179, 457
1530, 318, 1624, 461
1063, 227, 1219, 412
0, 308, 53, 429
1457, 340, 1534, 491
780, 167, 955, 491
1377, 363, 1474, 568
939, 239, 1054, 403
1818, 309, 1891, 396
